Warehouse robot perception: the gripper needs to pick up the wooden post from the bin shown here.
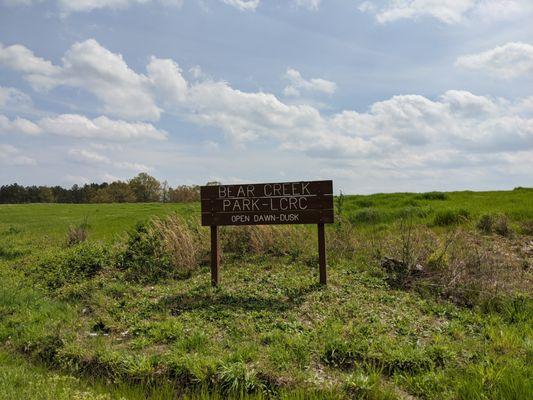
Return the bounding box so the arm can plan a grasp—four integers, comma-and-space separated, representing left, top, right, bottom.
318, 223, 327, 285
210, 225, 219, 286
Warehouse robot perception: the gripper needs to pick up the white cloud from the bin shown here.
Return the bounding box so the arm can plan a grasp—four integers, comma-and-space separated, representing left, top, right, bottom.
100, 172, 121, 182
68, 147, 153, 174
0, 39, 161, 120
58, 0, 184, 13
0, 144, 37, 165
294, 0, 321, 11
2, 39, 531, 166
0, 115, 42, 135
358, 0, 532, 24
0, 42, 60, 76
68, 148, 110, 164
114, 161, 152, 172
38, 114, 168, 140
2, 0, 268, 12
65, 174, 90, 184
283, 68, 337, 97
456, 42, 533, 79
0, 86, 34, 113
221, 0, 260, 11
147, 56, 188, 106
59, 39, 161, 120
1, 0, 43, 5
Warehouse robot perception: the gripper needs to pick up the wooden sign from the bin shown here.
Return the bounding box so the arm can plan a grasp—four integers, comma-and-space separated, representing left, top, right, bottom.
200, 180, 334, 286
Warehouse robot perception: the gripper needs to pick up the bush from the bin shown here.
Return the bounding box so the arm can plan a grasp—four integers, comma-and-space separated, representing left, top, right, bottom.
222, 225, 313, 260
476, 214, 513, 237
33, 242, 109, 290
493, 214, 513, 237
433, 209, 470, 226
65, 216, 90, 247
477, 214, 494, 234
118, 214, 203, 283
421, 230, 530, 307
350, 208, 381, 224
356, 199, 374, 208
519, 220, 533, 235
416, 192, 448, 200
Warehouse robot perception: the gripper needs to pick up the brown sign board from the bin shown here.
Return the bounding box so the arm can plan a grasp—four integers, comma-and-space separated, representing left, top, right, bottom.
200, 180, 334, 226
201, 180, 334, 287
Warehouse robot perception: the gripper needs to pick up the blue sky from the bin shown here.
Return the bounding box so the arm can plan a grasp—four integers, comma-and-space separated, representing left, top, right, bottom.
1, 0, 532, 193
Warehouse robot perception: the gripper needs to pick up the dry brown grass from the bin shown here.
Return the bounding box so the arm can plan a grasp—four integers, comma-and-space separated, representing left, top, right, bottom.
150, 214, 207, 275
65, 218, 89, 247
410, 230, 532, 307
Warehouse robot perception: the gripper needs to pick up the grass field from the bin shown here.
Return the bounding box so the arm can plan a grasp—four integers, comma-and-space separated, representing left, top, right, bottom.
1, 189, 532, 399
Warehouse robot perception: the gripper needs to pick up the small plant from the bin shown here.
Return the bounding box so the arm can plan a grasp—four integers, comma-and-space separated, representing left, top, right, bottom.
416, 191, 448, 200
217, 361, 262, 394
118, 214, 203, 283
433, 209, 470, 226
350, 208, 380, 224
335, 190, 345, 219
477, 214, 513, 237
519, 219, 533, 235
66, 216, 89, 247
477, 214, 494, 234
356, 199, 374, 208
493, 214, 513, 237
33, 242, 109, 290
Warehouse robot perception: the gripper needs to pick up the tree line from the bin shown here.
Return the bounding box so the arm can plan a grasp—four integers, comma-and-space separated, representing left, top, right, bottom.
0, 173, 202, 204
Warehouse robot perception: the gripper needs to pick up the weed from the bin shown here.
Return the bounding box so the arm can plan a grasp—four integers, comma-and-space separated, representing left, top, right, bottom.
433, 209, 470, 226
350, 208, 381, 224
32, 242, 109, 290
66, 216, 90, 247
118, 214, 203, 283
416, 192, 448, 201
519, 219, 533, 235
217, 361, 262, 394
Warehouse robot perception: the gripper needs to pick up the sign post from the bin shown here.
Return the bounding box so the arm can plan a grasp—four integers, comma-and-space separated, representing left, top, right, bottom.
210, 225, 219, 286
201, 180, 334, 286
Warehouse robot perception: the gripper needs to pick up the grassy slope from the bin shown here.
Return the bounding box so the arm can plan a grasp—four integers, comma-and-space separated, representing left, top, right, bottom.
0, 189, 532, 399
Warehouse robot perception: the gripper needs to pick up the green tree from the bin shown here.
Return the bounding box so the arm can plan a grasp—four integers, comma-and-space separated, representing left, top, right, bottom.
128, 173, 161, 202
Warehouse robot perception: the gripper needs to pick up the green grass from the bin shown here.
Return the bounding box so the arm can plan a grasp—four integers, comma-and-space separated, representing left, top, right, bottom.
340, 189, 533, 228
0, 189, 532, 399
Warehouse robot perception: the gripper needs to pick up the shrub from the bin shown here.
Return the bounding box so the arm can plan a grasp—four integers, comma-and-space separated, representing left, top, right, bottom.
222, 225, 313, 259
118, 214, 203, 283
379, 221, 438, 288
493, 214, 513, 237
356, 199, 374, 208
477, 214, 494, 234
66, 217, 89, 247
0, 244, 24, 260
33, 242, 109, 290
519, 219, 533, 235
217, 361, 262, 394
350, 208, 380, 224
433, 209, 470, 226
477, 214, 513, 237
421, 230, 531, 307
416, 192, 448, 200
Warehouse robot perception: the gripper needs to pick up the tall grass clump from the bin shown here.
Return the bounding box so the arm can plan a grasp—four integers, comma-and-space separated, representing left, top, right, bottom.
416, 191, 448, 200
66, 216, 90, 247
422, 230, 531, 307
349, 208, 381, 225
118, 214, 205, 283
379, 216, 439, 288
31, 242, 109, 290
433, 209, 470, 226
477, 214, 514, 237
221, 225, 314, 260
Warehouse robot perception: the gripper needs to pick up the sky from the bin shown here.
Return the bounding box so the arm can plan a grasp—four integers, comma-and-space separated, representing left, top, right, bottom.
0, 0, 532, 194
